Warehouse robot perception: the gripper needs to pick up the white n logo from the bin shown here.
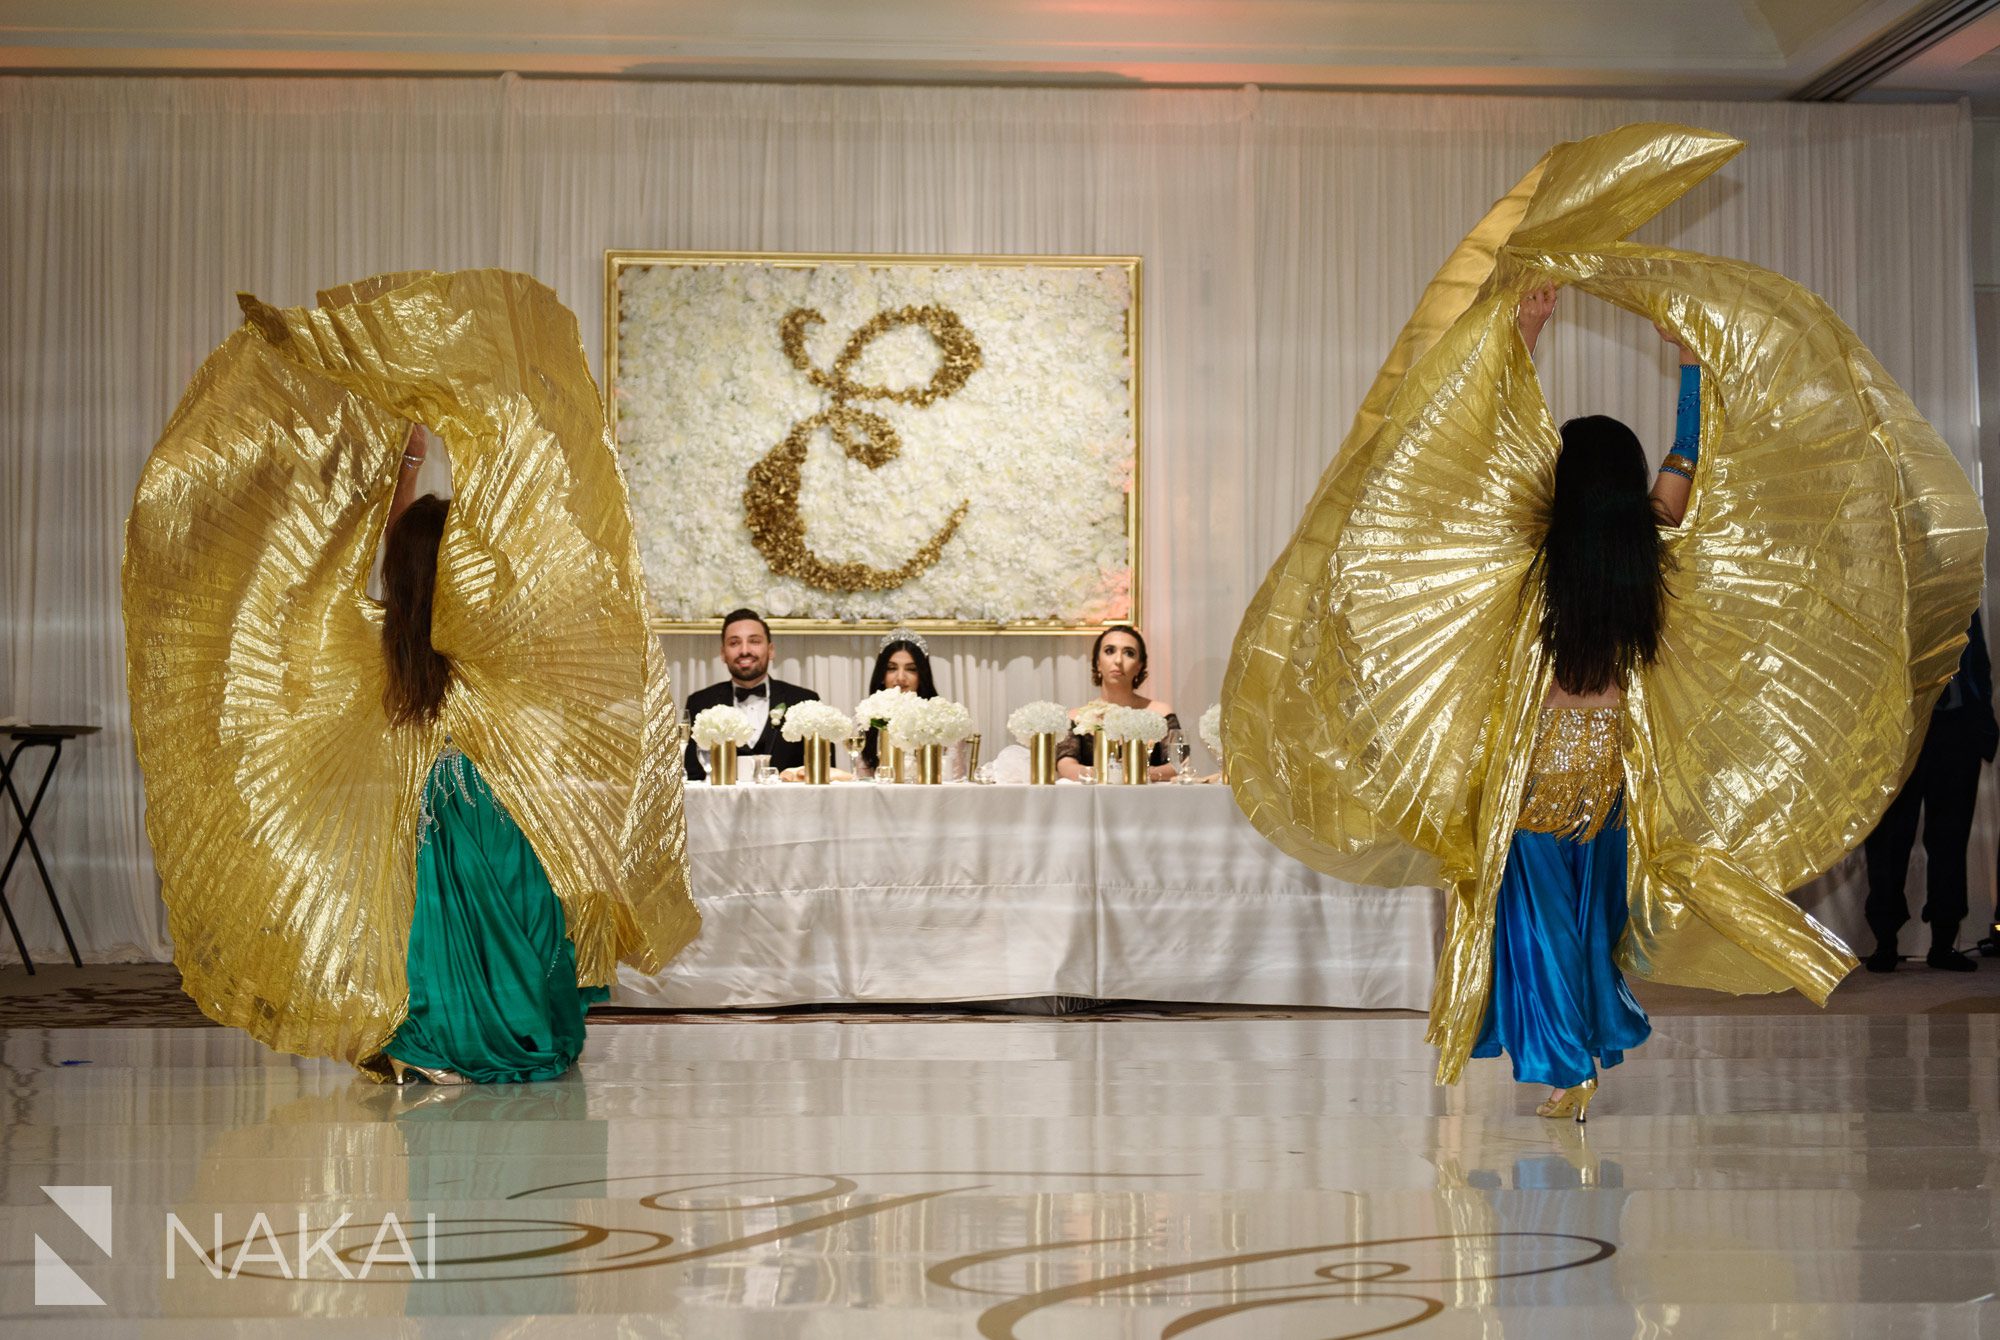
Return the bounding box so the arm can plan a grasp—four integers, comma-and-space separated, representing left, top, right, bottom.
36, 1185, 112, 1306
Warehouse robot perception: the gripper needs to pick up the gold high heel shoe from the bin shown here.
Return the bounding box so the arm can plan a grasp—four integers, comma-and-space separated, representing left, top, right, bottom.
1535, 1078, 1597, 1124
387, 1057, 470, 1086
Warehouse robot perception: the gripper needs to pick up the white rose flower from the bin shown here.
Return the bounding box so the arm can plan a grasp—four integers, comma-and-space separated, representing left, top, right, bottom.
1069, 698, 1112, 736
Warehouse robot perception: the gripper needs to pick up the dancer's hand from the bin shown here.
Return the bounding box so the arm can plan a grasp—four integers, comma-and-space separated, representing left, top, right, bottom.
1654, 320, 1699, 366
1516, 283, 1558, 354
388, 423, 429, 532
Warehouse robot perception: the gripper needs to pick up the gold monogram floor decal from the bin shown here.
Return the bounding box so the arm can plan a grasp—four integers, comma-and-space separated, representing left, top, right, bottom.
744, 306, 981, 591
215, 1172, 1615, 1336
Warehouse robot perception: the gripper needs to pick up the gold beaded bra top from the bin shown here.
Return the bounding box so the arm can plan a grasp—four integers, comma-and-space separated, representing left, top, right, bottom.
1516, 704, 1624, 840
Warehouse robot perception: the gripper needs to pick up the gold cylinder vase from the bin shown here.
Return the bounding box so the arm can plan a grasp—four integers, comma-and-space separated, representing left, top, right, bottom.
805, 739, 833, 785
916, 744, 945, 785
1122, 737, 1149, 785
1091, 729, 1109, 783
711, 741, 738, 787
1029, 733, 1058, 785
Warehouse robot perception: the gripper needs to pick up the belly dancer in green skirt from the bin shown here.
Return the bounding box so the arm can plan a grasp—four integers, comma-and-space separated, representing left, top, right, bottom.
125, 270, 698, 1084
375, 432, 607, 1085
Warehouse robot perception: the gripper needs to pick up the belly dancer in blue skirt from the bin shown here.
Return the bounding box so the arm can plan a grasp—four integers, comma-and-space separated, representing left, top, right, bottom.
1467, 283, 1702, 1122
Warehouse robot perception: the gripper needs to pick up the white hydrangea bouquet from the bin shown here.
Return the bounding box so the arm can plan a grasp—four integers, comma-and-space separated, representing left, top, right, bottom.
1199, 704, 1223, 761
894, 697, 977, 747
779, 701, 856, 743
854, 686, 916, 735
1007, 700, 1072, 744
1101, 704, 1170, 744
691, 704, 757, 750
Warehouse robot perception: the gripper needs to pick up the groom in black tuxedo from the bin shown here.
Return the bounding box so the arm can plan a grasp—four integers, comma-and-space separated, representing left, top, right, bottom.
683, 608, 820, 780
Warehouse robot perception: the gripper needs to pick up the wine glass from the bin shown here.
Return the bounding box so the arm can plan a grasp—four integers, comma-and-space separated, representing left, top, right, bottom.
1166, 727, 1193, 783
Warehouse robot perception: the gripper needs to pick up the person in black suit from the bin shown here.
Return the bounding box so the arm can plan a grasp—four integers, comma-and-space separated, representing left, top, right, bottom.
683, 608, 819, 780
1863, 611, 1997, 973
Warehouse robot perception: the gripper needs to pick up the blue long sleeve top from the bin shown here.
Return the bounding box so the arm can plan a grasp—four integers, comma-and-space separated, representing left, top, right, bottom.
1668, 363, 1700, 463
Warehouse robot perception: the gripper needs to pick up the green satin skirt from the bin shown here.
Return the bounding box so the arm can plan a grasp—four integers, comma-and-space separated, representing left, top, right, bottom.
386, 752, 608, 1083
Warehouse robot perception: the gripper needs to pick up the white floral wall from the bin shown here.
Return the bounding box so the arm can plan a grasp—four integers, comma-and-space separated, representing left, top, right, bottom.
614, 257, 1137, 625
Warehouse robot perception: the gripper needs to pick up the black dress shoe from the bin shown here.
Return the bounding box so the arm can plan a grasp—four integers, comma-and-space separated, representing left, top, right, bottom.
1925, 947, 1978, 973
1863, 949, 1899, 973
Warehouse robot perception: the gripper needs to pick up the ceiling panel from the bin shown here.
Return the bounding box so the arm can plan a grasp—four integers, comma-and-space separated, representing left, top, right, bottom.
0, 0, 1992, 105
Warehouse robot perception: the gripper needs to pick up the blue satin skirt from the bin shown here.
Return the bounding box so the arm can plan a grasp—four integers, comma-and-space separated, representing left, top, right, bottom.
1470, 812, 1651, 1088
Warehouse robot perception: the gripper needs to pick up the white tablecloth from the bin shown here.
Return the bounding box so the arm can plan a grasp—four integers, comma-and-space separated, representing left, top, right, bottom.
613, 782, 1444, 1010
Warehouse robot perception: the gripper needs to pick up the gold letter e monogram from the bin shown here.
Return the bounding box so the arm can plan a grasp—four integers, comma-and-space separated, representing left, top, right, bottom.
743, 305, 979, 592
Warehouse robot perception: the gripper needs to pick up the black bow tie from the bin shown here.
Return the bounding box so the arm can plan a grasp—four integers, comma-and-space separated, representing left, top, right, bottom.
734, 684, 768, 702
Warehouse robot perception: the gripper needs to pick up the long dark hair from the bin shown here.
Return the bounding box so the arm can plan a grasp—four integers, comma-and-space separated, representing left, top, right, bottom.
381, 495, 454, 726
1531, 416, 1667, 695
1090, 624, 1149, 690
861, 638, 937, 771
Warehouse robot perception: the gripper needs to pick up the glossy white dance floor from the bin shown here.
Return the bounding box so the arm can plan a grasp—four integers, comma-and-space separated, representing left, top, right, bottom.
4, 1013, 1998, 1337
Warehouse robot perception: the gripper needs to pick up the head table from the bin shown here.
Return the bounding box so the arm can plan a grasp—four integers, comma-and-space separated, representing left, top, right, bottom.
612, 782, 1443, 1010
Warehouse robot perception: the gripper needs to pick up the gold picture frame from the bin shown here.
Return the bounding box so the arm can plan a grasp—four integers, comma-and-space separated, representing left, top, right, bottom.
605, 249, 1141, 636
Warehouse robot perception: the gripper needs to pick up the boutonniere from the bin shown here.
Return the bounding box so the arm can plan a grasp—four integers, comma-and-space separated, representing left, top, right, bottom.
769, 702, 789, 725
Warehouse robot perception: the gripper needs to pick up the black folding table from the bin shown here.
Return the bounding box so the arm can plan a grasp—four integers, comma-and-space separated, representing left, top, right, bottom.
1, 724, 97, 973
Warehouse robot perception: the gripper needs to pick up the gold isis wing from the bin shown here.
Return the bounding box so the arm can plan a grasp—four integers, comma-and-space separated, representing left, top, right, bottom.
1221, 124, 1985, 1082
123, 269, 699, 1063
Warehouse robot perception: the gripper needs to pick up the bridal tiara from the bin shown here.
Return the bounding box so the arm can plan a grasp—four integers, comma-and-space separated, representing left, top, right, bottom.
879, 626, 931, 656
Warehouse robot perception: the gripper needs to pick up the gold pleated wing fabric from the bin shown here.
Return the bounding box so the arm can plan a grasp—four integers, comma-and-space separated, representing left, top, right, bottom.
1222, 124, 1984, 1082
124, 270, 699, 1063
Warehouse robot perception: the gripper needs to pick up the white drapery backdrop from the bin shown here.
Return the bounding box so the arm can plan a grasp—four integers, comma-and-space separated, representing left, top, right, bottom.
0, 76, 1983, 964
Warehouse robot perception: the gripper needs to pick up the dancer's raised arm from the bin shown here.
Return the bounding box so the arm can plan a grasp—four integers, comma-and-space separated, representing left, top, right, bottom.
1650, 326, 1701, 527
387, 423, 427, 533
1516, 283, 1558, 356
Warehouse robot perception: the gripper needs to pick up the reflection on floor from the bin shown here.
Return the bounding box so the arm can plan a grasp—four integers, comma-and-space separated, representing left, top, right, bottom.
6, 959, 1998, 1027
3, 1015, 1998, 1336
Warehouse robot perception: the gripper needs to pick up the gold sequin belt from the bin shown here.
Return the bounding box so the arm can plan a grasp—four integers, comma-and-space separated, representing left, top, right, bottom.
1516, 704, 1624, 840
